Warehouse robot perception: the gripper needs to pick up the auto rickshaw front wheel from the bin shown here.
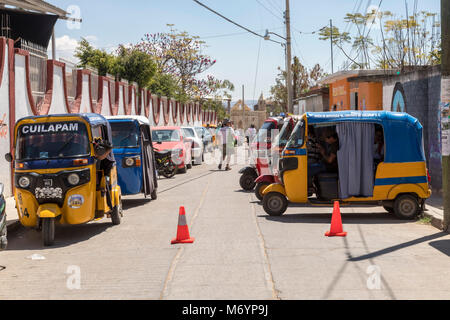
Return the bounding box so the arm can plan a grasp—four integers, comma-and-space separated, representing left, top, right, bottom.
111, 199, 122, 226
263, 192, 288, 217
42, 218, 55, 247
393, 194, 420, 220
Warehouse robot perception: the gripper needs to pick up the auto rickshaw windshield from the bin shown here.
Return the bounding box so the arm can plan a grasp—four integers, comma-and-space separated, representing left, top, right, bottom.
286, 119, 305, 149
273, 121, 292, 148
110, 122, 139, 148
15, 121, 90, 160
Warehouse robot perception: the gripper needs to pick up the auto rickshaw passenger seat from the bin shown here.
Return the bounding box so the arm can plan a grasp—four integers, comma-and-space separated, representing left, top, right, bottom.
317, 173, 339, 200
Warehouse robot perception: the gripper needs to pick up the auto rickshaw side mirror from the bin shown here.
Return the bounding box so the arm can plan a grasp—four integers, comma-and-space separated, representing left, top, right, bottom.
5, 153, 12, 163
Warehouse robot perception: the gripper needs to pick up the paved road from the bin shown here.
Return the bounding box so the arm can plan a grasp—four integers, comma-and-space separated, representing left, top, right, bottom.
1, 147, 450, 300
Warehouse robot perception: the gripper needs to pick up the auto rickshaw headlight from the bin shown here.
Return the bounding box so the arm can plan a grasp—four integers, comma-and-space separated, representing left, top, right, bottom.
125, 158, 135, 167
18, 176, 30, 188
68, 173, 80, 186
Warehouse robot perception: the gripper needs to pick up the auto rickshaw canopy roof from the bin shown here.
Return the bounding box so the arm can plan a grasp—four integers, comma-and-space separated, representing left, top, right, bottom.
305, 111, 425, 164
17, 113, 110, 127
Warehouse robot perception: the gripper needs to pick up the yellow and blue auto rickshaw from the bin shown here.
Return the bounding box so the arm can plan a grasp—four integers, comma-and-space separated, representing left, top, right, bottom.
5, 113, 123, 246
262, 111, 431, 220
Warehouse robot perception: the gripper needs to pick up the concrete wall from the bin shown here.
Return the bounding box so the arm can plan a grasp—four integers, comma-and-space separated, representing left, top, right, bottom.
0, 37, 217, 196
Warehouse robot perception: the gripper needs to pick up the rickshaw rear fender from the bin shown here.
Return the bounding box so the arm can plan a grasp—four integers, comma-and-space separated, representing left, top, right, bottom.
262, 184, 287, 197
37, 203, 62, 218
387, 184, 430, 200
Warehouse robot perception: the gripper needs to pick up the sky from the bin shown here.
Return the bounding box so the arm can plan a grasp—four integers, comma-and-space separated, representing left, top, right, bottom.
50, 0, 441, 102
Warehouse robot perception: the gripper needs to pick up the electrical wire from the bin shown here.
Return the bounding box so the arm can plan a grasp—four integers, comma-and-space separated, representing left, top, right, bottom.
192, 0, 283, 45
255, 0, 284, 22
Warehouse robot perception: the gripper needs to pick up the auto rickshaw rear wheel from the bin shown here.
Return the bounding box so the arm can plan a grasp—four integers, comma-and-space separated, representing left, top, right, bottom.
240, 173, 257, 191
151, 189, 157, 200
111, 198, 122, 225
394, 194, 420, 220
263, 192, 288, 217
42, 218, 55, 247
255, 182, 271, 201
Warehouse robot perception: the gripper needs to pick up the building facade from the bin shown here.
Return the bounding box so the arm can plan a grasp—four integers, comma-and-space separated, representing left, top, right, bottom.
230, 100, 267, 130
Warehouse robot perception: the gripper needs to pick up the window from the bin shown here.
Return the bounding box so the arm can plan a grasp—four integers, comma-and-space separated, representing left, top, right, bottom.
16, 122, 90, 160
286, 120, 305, 149
110, 122, 140, 148
152, 130, 180, 142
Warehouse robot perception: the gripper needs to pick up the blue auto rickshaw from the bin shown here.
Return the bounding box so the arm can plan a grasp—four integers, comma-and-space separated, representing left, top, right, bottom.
107, 116, 158, 199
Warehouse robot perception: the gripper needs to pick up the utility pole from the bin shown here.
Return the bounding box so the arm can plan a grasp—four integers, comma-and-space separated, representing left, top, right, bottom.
330, 19, 334, 74
442, 0, 450, 231
285, 0, 293, 114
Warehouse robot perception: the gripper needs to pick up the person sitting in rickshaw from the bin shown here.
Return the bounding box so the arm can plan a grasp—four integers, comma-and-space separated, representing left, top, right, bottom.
318, 131, 339, 174
307, 127, 324, 184
374, 127, 385, 165
308, 130, 339, 183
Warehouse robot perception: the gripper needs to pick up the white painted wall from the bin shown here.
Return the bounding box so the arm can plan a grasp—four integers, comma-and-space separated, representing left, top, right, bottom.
50, 65, 69, 114
80, 73, 90, 113
0, 44, 10, 196
101, 79, 111, 116
14, 54, 34, 122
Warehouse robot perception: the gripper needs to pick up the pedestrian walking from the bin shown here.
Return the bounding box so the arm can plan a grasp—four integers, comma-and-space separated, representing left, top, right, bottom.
218, 119, 235, 171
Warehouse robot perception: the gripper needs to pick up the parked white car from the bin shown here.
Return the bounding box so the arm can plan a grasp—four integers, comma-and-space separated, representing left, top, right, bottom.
181, 127, 204, 165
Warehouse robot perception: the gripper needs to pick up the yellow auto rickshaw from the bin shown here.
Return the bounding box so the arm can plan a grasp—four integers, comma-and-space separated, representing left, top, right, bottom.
262, 111, 431, 220
5, 113, 123, 246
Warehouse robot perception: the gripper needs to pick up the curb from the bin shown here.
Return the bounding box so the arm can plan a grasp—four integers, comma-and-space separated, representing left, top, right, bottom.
422, 205, 445, 232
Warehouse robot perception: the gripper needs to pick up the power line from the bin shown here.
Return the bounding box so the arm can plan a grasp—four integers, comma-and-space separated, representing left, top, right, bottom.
264, 0, 283, 15
255, 0, 284, 22
192, 0, 283, 45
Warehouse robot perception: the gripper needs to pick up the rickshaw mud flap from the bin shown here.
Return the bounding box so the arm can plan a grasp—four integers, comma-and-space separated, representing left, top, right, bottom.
37, 204, 62, 218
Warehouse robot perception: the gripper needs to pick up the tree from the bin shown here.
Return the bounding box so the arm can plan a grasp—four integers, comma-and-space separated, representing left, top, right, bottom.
136, 25, 216, 98
318, 10, 441, 71
148, 71, 180, 98
75, 38, 118, 76
269, 57, 323, 113
115, 45, 157, 89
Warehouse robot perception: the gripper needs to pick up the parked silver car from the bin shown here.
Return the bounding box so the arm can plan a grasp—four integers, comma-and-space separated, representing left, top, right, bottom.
181, 127, 205, 165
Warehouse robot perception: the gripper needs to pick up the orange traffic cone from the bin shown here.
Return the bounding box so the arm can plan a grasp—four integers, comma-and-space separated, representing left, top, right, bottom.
325, 201, 347, 237
171, 206, 195, 244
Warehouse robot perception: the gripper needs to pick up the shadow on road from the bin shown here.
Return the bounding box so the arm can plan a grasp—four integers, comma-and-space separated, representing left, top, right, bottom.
234, 189, 253, 194
348, 232, 448, 262
260, 212, 411, 225
122, 198, 152, 210
429, 239, 450, 257
5, 222, 114, 251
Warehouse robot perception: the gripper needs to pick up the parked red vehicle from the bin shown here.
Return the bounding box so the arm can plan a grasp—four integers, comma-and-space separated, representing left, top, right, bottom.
239, 117, 285, 191
151, 126, 193, 174
254, 117, 298, 200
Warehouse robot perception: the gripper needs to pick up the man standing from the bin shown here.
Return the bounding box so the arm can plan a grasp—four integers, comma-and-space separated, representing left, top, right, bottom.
218, 119, 235, 171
